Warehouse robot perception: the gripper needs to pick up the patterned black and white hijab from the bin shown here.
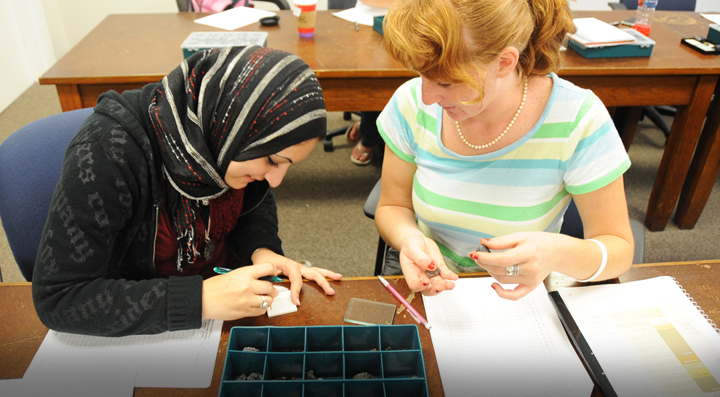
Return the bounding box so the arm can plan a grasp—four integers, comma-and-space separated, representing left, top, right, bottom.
147, 45, 326, 268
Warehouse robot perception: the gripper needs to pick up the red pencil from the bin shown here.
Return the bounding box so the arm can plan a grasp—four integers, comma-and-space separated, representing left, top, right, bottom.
378, 276, 432, 330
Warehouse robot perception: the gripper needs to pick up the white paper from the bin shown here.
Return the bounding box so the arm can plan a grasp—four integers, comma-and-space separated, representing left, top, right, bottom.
0, 379, 26, 397
24, 319, 222, 389
194, 7, 276, 30
702, 14, 720, 25
573, 17, 636, 44
0, 370, 135, 397
266, 285, 298, 317
558, 276, 720, 397
423, 278, 593, 397
332, 4, 388, 27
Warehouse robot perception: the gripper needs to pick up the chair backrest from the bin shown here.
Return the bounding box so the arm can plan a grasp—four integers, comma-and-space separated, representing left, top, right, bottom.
328, 0, 356, 10
0, 108, 94, 281
560, 199, 645, 264
618, 0, 696, 11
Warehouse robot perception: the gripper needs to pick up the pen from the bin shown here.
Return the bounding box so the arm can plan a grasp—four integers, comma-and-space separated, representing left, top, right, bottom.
378, 276, 432, 330
214, 267, 284, 282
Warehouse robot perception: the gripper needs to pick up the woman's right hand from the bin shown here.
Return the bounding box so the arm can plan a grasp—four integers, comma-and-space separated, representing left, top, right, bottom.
399, 234, 458, 295
201, 262, 280, 321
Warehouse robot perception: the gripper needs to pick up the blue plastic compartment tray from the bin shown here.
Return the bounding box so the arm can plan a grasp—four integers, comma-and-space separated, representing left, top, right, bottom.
567, 28, 655, 58
219, 325, 428, 397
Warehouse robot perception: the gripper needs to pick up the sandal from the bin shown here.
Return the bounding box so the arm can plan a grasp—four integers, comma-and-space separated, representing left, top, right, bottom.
345, 121, 361, 143
350, 141, 373, 166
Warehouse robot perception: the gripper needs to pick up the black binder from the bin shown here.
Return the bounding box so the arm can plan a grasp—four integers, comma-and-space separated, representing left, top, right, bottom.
549, 291, 618, 397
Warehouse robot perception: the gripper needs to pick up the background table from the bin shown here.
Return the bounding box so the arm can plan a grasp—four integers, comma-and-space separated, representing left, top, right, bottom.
37, 11, 720, 232
2, 260, 720, 396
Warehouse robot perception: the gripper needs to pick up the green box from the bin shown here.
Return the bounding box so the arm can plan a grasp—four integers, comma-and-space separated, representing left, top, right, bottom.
567, 28, 654, 59
708, 24, 720, 44
373, 15, 384, 36
181, 32, 268, 59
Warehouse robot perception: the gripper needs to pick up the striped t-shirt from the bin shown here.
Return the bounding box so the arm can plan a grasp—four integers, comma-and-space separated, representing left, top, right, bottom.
377, 73, 631, 271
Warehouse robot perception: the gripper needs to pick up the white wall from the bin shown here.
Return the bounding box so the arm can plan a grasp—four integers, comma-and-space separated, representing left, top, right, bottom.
0, 0, 178, 114
571, 0, 614, 11
0, 0, 55, 112
697, 0, 720, 13
41, 0, 179, 65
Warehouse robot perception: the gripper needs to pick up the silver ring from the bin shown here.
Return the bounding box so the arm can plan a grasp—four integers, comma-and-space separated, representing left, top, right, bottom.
260, 295, 269, 309
506, 264, 519, 276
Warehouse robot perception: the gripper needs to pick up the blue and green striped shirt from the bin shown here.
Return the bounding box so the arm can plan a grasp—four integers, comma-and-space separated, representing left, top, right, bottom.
377, 73, 631, 271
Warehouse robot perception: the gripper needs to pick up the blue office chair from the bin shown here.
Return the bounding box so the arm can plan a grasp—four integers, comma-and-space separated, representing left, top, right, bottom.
364, 179, 645, 276
0, 108, 94, 281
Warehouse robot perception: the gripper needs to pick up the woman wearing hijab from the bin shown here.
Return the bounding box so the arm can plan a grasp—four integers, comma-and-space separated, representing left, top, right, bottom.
32, 46, 342, 336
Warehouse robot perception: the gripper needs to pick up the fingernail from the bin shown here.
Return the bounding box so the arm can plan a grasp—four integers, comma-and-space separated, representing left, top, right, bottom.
435, 289, 441, 293
422, 282, 429, 287
428, 262, 436, 271
481, 238, 490, 243
491, 284, 496, 290
470, 253, 479, 260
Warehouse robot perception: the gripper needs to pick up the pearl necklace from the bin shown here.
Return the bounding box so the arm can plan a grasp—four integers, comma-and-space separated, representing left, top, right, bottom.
455, 76, 528, 150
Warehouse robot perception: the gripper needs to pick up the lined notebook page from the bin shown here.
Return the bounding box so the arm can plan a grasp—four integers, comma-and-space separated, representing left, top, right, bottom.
557, 276, 720, 396
423, 278, 593, 397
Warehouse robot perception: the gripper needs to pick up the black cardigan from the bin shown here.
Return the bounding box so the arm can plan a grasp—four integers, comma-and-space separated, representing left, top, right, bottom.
32, 87, 283, 336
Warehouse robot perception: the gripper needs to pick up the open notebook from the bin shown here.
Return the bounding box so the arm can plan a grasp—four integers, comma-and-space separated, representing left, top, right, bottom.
423, 278, 594, 396
551, 276, 720, 397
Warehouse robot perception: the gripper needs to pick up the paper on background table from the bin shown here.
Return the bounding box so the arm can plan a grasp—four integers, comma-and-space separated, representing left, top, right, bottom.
332, 4, 388, 26
573, 17, 636, 44
557, 276, 720, 396
702, 14, 720, 25
422, 278, 593, 397
24, 319, 222, 389
194, 7, 276, 30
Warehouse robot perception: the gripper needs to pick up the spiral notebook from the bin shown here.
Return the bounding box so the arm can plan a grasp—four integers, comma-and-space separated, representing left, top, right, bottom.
550, 276, 720, 397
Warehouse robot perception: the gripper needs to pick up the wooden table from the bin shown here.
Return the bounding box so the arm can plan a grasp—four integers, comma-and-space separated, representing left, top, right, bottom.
37, 11, 720, 232
2, 260, 720, 396
38, 11, 414, 114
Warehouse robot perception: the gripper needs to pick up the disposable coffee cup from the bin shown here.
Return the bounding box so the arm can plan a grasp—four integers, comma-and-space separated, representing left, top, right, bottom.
295, 0, 317, 38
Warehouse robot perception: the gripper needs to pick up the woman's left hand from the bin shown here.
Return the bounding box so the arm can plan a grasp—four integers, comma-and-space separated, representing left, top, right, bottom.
471, 232, 563, 301
252, 248, 343, 305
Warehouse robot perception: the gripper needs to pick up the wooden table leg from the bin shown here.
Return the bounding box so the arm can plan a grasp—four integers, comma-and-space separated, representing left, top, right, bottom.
613, 106, 643, 151
645, 75, 717, 232
55, 84, 84, 112
674, 84, 720, 229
